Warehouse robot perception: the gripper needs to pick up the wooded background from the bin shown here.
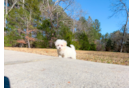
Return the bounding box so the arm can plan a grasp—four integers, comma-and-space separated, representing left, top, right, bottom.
4, 0, 129, 53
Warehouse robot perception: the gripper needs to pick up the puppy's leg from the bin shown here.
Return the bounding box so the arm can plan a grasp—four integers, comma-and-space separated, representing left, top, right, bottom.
72, 57, 76, 59
63, 55, 67, 59
58, 55, 62, 58
71, 54, 76, 59
63, 55, 71, 59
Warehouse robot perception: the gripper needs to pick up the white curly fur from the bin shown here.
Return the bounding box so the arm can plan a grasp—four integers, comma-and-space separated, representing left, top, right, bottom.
55, 39, 76, 59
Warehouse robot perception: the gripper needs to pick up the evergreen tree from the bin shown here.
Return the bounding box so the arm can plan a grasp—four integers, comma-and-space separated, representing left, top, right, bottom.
58, 22, 74, 46
106, 39, 112, 51
77, 32, 90, 50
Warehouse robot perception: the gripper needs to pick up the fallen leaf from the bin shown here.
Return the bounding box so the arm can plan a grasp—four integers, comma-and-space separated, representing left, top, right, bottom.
68, 81, 71, 83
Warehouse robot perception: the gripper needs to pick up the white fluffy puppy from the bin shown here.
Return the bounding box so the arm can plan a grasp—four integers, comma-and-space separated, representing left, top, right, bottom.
55, 39, 76, 59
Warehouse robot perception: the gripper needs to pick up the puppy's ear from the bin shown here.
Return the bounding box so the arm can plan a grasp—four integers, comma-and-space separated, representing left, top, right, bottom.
63, 40, 67, 46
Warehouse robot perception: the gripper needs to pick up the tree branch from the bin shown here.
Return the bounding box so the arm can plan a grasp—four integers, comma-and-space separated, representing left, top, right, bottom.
8, 0, 17, 14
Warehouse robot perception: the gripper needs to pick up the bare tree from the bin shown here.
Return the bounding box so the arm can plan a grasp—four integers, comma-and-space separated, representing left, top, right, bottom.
110, 0, 129, 52
39, 0, 76, 46
68, 2, 87, 33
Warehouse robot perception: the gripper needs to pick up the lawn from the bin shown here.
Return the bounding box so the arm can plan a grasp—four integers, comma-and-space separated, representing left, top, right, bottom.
4, 47, 129, 66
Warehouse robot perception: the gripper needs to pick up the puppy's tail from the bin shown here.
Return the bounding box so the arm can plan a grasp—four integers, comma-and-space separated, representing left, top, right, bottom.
70, 44, 75, 50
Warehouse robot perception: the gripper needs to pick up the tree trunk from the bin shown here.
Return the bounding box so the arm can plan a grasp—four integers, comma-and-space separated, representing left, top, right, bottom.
120, 0, 129, 52
27, 38, 30, 48
120, 30, 125, 52
4, 18, 6, 28
23, 0, 25, 9
19, 43, 23, 47
26, 21, 31, 48
72, 12, 76, 33
120, 13, 128, 52
5, 0, 8, 28
120, 26, 125, 52
120, 46, 123, 52
73, 19, 75, 33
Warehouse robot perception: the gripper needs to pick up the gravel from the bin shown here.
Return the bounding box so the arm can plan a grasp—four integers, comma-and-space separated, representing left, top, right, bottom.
4, 50, 129, 88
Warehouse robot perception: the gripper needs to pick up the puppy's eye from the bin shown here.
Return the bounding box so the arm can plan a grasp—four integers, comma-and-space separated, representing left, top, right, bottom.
61, 45, 63, 46
57, 45, 59, 46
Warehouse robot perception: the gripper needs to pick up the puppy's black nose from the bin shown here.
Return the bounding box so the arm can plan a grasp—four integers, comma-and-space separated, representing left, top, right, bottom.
59, 47, 61, 49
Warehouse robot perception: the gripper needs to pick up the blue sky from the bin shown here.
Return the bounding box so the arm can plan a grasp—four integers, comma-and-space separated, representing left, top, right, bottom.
129, 0, 134, 34
75, 0, 129, 35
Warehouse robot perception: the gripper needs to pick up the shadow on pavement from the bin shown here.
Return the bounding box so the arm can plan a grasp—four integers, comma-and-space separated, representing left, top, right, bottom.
4, 76, 10, 88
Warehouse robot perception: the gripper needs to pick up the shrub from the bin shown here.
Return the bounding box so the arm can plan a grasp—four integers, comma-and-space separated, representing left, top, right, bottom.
90, 44, 96, 50
71, 41, 81, 50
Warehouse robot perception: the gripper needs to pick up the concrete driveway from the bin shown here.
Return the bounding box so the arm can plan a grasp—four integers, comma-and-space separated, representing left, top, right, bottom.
4, 50, 129, 88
